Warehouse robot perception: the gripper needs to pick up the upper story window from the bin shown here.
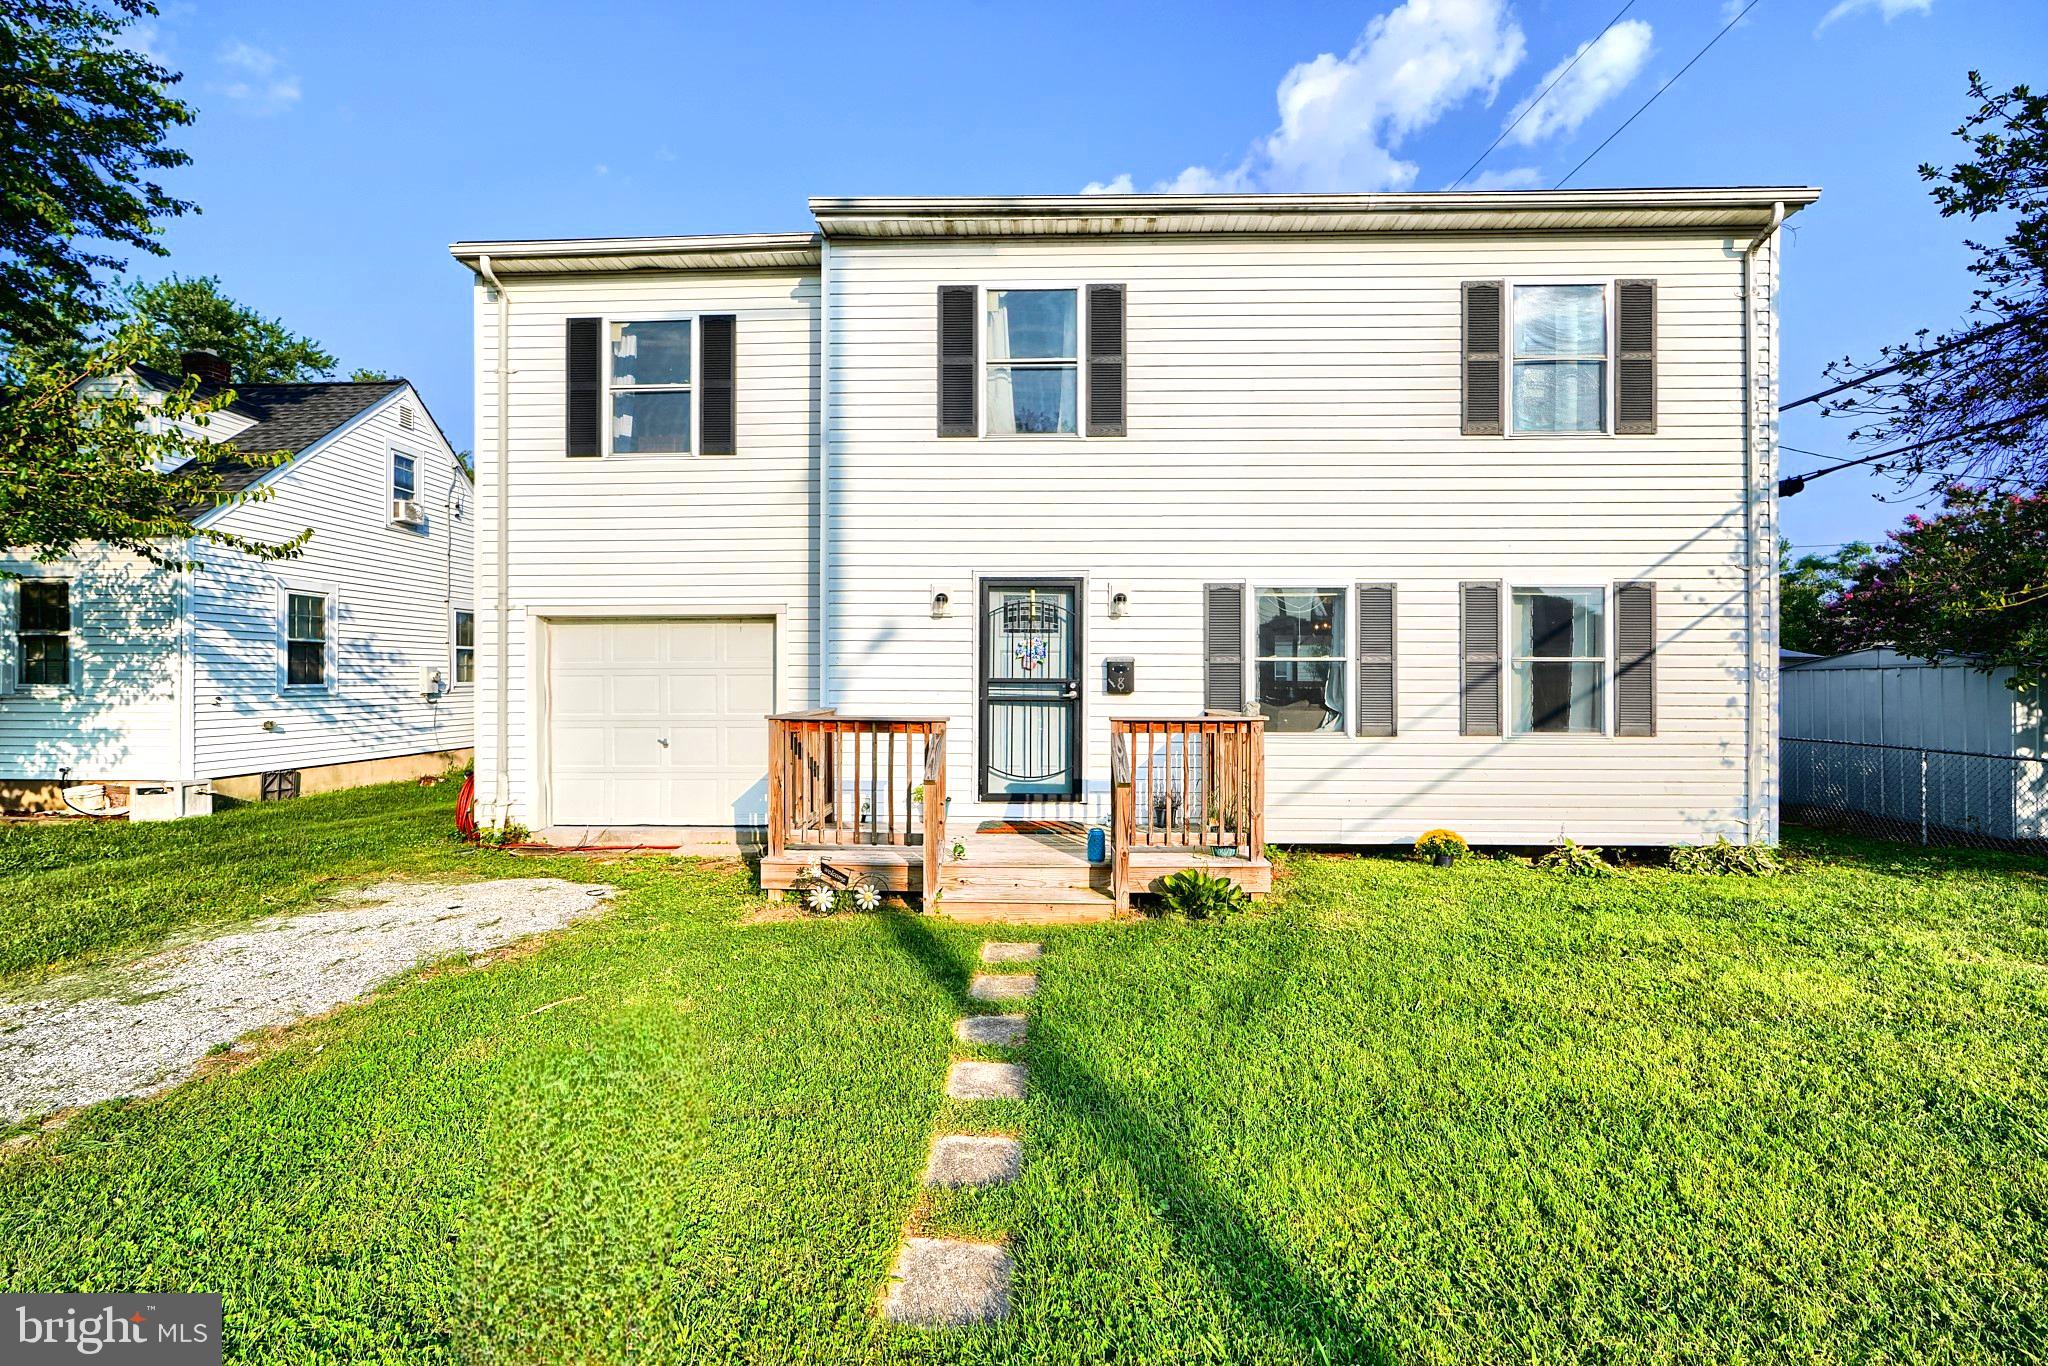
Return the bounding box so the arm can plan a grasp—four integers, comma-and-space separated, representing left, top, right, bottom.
1511, 587, 1606, 733
986, 289, 1077, 435
610, 319, 692, 454
1255, 588, 1346, 734
18, 580, 71, 687
285, 591, 330, 690
391, 450, 417, 502
1512, 285, 1608, 434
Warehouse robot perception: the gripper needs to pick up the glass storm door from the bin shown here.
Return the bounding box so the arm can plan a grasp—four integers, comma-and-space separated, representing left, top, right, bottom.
979, 581, 1081, 799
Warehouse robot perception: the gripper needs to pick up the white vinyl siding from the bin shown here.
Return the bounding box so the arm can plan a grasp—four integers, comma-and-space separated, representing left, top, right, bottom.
824, 232, 1776, 845
471, 270, 819, 831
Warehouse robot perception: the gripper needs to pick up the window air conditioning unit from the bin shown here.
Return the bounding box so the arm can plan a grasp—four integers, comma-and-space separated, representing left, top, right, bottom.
391, 498, 423, 526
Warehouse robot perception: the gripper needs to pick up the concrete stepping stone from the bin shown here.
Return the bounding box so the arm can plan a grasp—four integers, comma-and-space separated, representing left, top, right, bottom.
882, 1237, 1012, 1326
946, 1060, 1027, 1100
954, 1014, 1026, 1046
923, 1134, 1022, 1188
980, 942, 1042, 964
968, 973, 1037, 1002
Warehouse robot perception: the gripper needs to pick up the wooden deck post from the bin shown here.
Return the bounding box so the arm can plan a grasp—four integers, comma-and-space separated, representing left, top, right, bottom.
921, 721, 947, 911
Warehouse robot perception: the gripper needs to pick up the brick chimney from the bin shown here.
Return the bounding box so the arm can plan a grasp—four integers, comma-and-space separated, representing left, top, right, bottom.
179, 349, 232, 386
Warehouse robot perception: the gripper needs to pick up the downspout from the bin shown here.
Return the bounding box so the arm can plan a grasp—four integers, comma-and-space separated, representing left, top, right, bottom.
477, 254, 513, 826
816, 236, 832, 708
1740, 201, 1785, 842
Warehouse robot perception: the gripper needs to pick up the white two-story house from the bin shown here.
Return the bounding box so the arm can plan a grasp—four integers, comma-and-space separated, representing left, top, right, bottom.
0, 355, 474, 816
452, 188, 1815, 910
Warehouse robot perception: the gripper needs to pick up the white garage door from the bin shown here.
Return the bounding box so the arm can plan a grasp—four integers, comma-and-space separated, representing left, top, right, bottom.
547, 619, 774, 826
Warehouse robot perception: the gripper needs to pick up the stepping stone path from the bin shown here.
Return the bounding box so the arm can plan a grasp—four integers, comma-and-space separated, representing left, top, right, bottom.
882, 1238, 1013, 1327
883, 939, 1043, 1329
946, 1060, 1027, 1100
954, 1014, 1026, 1046
923, 1134, 1022, 1188
969, 972, 1037, 1002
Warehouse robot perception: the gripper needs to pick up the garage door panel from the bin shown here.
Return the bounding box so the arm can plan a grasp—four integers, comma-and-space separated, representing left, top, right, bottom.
548, 619, 775, 827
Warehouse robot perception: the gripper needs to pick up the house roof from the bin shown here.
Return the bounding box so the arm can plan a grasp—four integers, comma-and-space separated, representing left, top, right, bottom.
449, 187, 1820, 275
130, 364, 418, 497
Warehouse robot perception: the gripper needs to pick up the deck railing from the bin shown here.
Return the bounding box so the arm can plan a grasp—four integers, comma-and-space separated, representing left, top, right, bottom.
1109, 714, 1265, 907
766, 711, 948, 894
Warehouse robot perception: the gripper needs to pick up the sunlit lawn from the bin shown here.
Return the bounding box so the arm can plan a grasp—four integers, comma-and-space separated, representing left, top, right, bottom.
3, 786, 2044, 1361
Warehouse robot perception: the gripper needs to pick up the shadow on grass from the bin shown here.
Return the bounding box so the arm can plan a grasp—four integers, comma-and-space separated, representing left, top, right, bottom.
880, 909, 1388, 1363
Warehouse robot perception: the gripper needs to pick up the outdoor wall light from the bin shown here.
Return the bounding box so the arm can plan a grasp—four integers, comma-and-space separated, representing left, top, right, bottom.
1109, 589, 1130, 619
931, 589, 951, 619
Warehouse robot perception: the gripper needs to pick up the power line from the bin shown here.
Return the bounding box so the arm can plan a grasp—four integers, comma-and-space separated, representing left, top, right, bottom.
1449, 0, 1639, 190
1557, 0, 1766, 189
1778, 312, 2033, 412
1778, 401, 2048, 496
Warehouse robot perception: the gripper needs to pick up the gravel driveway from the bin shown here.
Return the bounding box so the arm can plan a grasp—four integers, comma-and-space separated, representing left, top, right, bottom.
0, 878, 611, 1126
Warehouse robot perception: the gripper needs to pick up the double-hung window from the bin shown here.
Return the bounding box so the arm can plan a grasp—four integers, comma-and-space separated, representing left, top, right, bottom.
18, 580, 71, 687
985, 289, 1078, 435
609, 319, 693, 454
1511, 587, 1606, 733
1254, 588, 1346, 734
1512, 284, 1608, 434
285, 591, 330, 690
392, 451, 416, 502
453, 609, 475, 685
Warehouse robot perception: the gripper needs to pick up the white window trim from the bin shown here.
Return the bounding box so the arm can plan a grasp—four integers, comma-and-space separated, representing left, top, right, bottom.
388, 441, 425, 527
1503, 279, 1616, 438
978, 284, 1087, 440
603, 313, 700, 458
1250, 585, 1350, 738
277, 581, 338, 695
450, 604, 476, 690
11, 577, 76, 694
1506, 583, 1611, 737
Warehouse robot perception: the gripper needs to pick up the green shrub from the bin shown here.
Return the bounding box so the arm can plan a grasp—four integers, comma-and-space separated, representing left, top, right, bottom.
1415, 829, 1469, 863
1157, 867, 1250, 919
1669, 837, 1781, 876
1536, 837, 1612, 877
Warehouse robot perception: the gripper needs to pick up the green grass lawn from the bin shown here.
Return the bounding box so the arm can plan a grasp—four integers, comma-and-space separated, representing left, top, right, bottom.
3, 786, 2046, 1361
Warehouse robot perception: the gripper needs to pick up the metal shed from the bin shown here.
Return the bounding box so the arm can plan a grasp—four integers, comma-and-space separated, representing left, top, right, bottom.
1781, 649, 2046, 846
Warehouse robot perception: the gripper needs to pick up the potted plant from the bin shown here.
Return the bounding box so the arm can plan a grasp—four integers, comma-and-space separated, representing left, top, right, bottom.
1415, 829, 1468, 867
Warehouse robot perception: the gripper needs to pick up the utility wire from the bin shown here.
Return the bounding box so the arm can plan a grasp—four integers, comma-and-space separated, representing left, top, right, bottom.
1778, 401, 2048, 494
1449, 0, 1639, 190
1778, 311, 2032, 412
1557, 0, 1765, 189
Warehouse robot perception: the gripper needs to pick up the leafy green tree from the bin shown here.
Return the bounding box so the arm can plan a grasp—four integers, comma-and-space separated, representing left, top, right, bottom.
0, 1, 195, 353
1822, 487, 2048, 690
347, 367, 392, 382
1778, 537, 1872, 654
0, 331, 308, 565
123, 274, 338, 383
1821, 75, 2048, 493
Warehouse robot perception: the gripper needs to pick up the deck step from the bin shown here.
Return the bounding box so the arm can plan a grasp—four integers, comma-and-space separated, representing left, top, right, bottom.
937, 897, 1117, 924
940, 866, 1108, 897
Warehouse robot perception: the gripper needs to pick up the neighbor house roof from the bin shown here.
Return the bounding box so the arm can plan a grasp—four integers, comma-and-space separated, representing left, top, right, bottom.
130, 364, 417, 498
450, 187, 1821, 274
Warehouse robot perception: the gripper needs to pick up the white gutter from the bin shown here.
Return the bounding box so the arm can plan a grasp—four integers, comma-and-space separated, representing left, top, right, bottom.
1740, 200, 1786, 842
477, 253, 513, 826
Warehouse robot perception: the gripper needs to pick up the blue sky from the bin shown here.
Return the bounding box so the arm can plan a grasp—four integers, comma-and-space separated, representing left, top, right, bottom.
126, 0, 2047, 553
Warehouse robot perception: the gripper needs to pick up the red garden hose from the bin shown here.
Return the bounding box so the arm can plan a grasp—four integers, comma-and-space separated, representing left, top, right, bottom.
455, 771, 478, 841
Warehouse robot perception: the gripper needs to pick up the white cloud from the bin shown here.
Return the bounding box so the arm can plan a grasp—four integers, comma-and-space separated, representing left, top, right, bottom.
1815, 0, 1933, 34
213, 40, 300, 113
1081, 173, 1135, 195
1503, 19, 1652, 145
1082, 0, 1526, 195
1467, 165, 1543, 189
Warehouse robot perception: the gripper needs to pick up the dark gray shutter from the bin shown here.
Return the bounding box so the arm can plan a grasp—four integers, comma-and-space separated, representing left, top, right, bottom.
937, 285, 976, 437
1616, 279, 1657, 435
1614, 581, 1657, 736
1087, 284, 1126, 436
1459, 581, 1502, 736
1203, 582, 1246, 713
700, 314, 736, 454
1461, 281, 1504, 435
565, 317, 602, 457
1355, 584, 1396, 737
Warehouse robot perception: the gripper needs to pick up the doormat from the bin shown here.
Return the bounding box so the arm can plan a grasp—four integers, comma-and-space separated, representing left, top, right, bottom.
975, 820, 1087, 837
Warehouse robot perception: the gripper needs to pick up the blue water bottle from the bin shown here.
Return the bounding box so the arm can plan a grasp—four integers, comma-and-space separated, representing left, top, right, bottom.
1087, 825, 1107, 863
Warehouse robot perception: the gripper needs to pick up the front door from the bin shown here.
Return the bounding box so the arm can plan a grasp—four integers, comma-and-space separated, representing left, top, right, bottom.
979, 580, 1082, 800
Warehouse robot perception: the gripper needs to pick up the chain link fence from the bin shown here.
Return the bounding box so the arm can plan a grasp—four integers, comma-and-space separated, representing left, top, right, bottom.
1783, 737, 2048, 853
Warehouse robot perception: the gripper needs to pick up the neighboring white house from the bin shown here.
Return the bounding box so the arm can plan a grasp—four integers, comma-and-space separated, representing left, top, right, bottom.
0, 356, 475, 815
451, 187, 1815, 850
